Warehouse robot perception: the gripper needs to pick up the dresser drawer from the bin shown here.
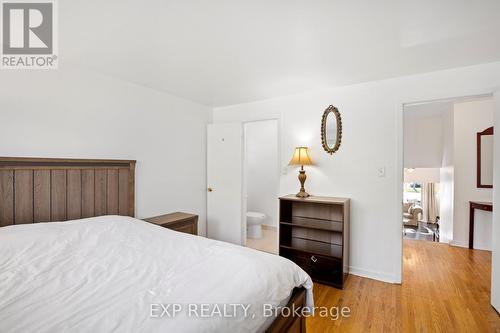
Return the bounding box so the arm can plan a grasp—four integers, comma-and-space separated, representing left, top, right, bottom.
167, 222, 196, 235
309, 254, 342, 285
281, 248, 343, 287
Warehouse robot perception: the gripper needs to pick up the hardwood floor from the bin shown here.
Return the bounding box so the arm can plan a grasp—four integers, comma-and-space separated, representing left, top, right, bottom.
306, 239, 500, 332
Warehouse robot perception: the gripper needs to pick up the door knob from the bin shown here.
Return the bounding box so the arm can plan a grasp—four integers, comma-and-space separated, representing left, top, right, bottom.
207, 187, 213, 192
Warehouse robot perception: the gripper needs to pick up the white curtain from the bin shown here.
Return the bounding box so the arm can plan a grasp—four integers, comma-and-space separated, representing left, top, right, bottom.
422, 182, 439, 223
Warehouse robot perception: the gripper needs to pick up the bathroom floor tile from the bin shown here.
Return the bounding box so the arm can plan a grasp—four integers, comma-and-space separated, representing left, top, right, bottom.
246, 229, 278, 254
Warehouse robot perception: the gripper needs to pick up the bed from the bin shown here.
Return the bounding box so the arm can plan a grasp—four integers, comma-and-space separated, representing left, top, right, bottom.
0, 157, 313, 333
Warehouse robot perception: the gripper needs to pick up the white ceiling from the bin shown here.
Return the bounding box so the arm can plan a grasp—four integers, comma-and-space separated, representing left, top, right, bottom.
62, 0, 500, 106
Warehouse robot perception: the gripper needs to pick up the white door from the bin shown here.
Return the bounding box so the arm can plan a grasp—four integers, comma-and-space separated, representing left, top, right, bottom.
207, 123, 244, 245
492, 90, 500, 311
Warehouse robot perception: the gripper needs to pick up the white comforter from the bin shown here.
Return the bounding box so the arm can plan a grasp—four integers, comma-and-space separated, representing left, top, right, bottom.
0, 216, 312, 333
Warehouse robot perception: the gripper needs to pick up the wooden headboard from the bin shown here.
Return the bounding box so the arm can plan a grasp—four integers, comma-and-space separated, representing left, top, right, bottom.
0, 157, 136, 227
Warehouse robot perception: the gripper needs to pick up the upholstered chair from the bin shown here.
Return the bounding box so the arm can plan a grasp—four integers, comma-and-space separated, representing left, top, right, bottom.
403, 204, 422, 227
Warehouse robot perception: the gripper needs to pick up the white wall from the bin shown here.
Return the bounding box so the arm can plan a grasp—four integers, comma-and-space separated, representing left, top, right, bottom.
404, 168, 440, 183
440, 107, 455, 243
0, 68, 212, 235
213, 61, 500, 283
452, 99, 494, 250
492, 90, 500, 312
245, 120, 279, 227
404, 105, 445, 168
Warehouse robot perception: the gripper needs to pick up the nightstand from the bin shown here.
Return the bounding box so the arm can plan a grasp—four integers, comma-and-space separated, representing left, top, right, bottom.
143, 212, 198, 235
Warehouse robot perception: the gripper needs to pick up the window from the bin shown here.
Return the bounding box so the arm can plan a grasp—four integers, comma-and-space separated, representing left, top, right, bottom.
404, 182, 422, 205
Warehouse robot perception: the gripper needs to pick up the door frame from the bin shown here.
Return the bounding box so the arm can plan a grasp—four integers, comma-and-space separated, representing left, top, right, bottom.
492, 89, 500, 311
242, 118, 281, 250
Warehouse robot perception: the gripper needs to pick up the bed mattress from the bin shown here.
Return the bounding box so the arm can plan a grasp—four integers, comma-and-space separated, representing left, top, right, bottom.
0, 215, 312, 333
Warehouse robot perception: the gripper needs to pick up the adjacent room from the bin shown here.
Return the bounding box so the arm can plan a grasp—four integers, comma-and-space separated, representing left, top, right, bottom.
401, 97, 495, 322
403, 96, 494, 249
1, 1, 500, 333
244, 119, 279, 254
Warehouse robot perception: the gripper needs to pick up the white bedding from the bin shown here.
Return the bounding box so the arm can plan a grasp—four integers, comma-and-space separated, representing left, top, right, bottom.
0, 216, 313, 333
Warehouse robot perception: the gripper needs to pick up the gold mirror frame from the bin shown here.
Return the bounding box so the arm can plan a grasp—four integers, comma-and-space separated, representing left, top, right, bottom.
321, 105, 342, 155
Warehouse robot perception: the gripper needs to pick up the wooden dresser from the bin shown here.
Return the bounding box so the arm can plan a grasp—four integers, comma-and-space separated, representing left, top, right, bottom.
279, 195, 350, 289
143, 212, 198, 235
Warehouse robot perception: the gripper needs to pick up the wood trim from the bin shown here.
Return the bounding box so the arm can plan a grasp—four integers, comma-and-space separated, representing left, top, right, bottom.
266, 287, 307, 333
477, 126, 493, 188
279, 194, 349, 205
469, 201, 493, 249
0, 170, 14, 226
128, 161, 136, 217
0, 156, 134, 166
0, 157, 136, 226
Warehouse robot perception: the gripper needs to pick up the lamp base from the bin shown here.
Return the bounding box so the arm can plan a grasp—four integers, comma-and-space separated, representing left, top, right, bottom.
295, 190, 310, 198
296, 169, 310, 198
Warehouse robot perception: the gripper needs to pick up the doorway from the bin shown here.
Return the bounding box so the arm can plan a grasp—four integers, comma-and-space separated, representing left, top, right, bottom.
402, 95, 494, 248
402, 100, 447, 242
400, 93, 497, 316
243, 119, 279, 254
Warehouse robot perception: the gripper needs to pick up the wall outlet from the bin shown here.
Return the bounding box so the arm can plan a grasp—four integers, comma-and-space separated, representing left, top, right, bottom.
378, 167, 386, 177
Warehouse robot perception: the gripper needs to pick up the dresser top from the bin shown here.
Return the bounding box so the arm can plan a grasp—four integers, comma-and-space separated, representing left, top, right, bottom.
143, 212, 197, 225
470, 201, 492, 206
279, 194, 350, 205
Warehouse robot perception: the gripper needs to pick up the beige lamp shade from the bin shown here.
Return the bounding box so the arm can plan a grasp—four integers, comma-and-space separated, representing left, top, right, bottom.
289, 147, 313, 166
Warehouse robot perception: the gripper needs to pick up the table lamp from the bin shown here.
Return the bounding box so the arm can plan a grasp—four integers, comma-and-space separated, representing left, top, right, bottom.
289, 147, 313, 198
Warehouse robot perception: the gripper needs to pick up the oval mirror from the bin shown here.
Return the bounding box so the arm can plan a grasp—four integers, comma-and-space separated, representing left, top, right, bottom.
321, 105, 342, 155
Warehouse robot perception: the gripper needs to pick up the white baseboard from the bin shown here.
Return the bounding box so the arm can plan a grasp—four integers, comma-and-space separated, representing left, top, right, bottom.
450, 239, 468, 248
438, 236, 451, 244
450, 239, 491, 251
348, 266, 401, 284
473, 245, 492, 251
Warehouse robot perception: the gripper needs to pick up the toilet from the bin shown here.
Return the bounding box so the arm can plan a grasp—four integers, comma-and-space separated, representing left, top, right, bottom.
246, 211, 266, 239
